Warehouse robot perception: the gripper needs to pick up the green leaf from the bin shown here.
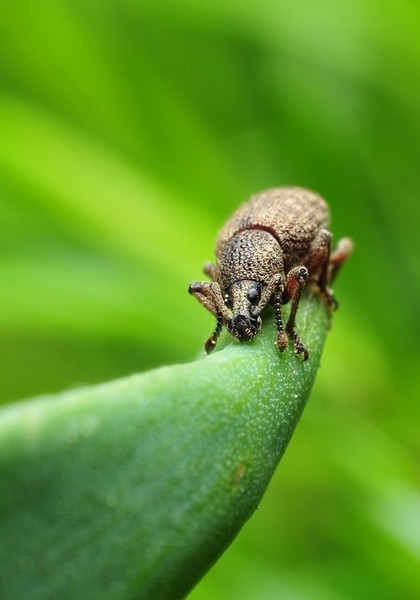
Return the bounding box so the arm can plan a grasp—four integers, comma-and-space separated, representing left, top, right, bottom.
0, 295, 329, 600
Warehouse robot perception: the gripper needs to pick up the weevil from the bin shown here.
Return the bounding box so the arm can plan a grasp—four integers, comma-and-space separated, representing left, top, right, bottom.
189, 187, 353, 359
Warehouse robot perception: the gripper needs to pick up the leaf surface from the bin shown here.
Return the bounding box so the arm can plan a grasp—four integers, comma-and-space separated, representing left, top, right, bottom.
0, 296, 329, 599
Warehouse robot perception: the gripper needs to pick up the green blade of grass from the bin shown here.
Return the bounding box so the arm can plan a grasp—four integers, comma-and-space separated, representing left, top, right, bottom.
0, 295, 330, 600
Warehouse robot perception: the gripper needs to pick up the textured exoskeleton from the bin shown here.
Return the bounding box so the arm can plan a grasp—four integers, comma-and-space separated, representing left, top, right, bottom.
189, 187, 352, 359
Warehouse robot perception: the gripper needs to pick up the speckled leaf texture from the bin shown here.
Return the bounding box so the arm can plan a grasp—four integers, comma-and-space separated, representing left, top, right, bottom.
0, 295, 329, 600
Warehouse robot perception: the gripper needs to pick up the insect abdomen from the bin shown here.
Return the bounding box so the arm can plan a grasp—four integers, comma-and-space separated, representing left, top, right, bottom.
216, 187, 330, 258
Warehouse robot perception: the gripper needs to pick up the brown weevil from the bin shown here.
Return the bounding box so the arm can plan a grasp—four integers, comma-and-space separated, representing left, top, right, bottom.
189, 187, 353, 359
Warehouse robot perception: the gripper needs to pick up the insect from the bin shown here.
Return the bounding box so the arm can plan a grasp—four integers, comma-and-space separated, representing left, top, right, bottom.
189, 187, 353, 359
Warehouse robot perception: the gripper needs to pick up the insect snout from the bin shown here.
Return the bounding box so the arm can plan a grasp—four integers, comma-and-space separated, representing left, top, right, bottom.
227, 313, 261, 341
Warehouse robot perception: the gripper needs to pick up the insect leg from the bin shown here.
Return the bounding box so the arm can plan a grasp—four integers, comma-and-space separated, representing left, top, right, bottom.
329, 237, 353, 282
307, 229, 337, 308
285, 266, 309, 360
261, 273, 287, 351
189, 281, 231, 353
274, 286, 288, 352
204, 311, 224, 353
188, 281, 230, 318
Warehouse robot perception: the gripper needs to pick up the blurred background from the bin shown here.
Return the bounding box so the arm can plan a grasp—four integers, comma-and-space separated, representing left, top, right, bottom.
0, 1, 419, 598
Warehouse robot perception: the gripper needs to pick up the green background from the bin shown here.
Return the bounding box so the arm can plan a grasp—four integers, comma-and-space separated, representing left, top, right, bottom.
1, 1, 419, 598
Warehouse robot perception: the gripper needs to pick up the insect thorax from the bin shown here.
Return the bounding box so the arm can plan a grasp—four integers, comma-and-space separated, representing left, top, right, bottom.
217, 229, 283, 289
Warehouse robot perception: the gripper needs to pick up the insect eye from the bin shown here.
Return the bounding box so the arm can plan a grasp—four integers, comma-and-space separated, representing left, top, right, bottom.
247, 285, 261, 306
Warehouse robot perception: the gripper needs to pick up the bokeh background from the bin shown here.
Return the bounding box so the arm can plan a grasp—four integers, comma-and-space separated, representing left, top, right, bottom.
1, 1, 419, 598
